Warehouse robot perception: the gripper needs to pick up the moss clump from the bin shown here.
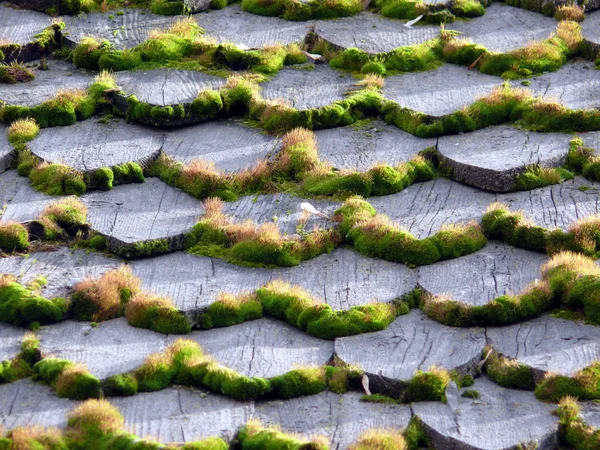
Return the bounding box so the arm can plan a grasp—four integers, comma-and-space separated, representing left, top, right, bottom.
71, 266, 141, 322
0, 275, 68, 326
241, 0, 363, 20
237, 419, 329, 449
536, 362, 600, 402
349, 429, 409, 450
0, 223, 29, 253
6, 118, 39, 145
102, 373, 139, 396
336, 198, 486, 267
112, 162, 144, 184
566, 138, 600, 183
33, 358, 100, 400
556, 396, 600, 449
0, 333, 40, 383
125, 293, 191, 334
29, 163, 87, 196
72, 38, 111, 71
186, 200, 339, 268
484, 349, 535, 390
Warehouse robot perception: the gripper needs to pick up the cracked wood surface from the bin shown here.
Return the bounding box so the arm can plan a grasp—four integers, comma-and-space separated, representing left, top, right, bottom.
0, 248, 120, 299
487, 315, 600, 379
418, 242, 548, 306
521, 60, 600, 111
369, 176, 600, 239
115, 69, 226, 106
28, 118, 165, 172
0, 2, 51, 45
335, 310, 486, 381
260, 65, 355, 110
315, 120, 436, 171
62, 9, 178, 49
446, 3, 557, 53
0, 59, 93, 107
82, 178, 203, 244
37, 318, 169, 379
0, 323, 26, 363
383, 65, 504, 117
162, 119, 280, 172
414, 377, 559, 450
172, 317, 334, 378
131, 247, 416, 313
0, 172, 58, 224
313, 12, 439, 54
0, 125, 13, 174
196, 5, 310, 48
437, 125, 574, 192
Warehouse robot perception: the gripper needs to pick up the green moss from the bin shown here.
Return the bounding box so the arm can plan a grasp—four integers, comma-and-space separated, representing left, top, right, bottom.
150, 0, 185, 15
0, 334, 40, 383
103, 373, 139, 396
33, 357, 74, 385
55, 369, 101, 400
73, 38, 111, 71
0, 223, 29, 252
190, 90, 224, 121
237, 420, 328, 450
360, 393, 399, 404
461, 389, 480, 398
270, 367, 327, 399
112, 162, 144, 184
92, 167, 114, 190
485, 351, 535, 390
403, 369, 450, 402
0, 281, 67, 326
29, 164, 86, 196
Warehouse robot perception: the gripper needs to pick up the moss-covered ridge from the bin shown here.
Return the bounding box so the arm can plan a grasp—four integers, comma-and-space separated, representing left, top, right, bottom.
25, 337, 453, 404
70, 18, 308, 76
0, 21, 64, 64
555, 396, 600, 449
421, 251, 600, 329
0, 398, 227, 449
0, 397, 421, 450
0, 197, 90, 255
481, 202, 600, 257
483, 346, 600, 405
0, 333, 41, 383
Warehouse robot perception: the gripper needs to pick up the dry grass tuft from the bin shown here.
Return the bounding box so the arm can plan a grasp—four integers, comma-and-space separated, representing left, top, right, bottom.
348, 428, 407, 450
555, 5, 585, 22
359, 74, 384, 90
541, 251, 600, 278
556, 20, 583, 51
72, 266, 140, 321
0, 273, 17, 288
67, 399, 124, 434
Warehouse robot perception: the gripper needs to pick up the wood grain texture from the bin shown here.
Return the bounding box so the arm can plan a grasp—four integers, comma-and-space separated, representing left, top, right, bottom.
115, 69, 225, 106
335, 310, 486, 382
313, 12, 439, 54
488, 315, 600, 378
419, 242, 548, 306
162, 119, 279, 173
383, 65, 504, 117
172, 317, 334, 378
37, 318, 169, 379
196, 5, 310, 48
446, 3, 557, 53
82, 178, 203, 244
29, 118, 164, 172
437, 125, 573, 192
414, 377, 559, 450
315, 120, 436, 171
0, 60, 93, 107
261, 66, 355, 110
